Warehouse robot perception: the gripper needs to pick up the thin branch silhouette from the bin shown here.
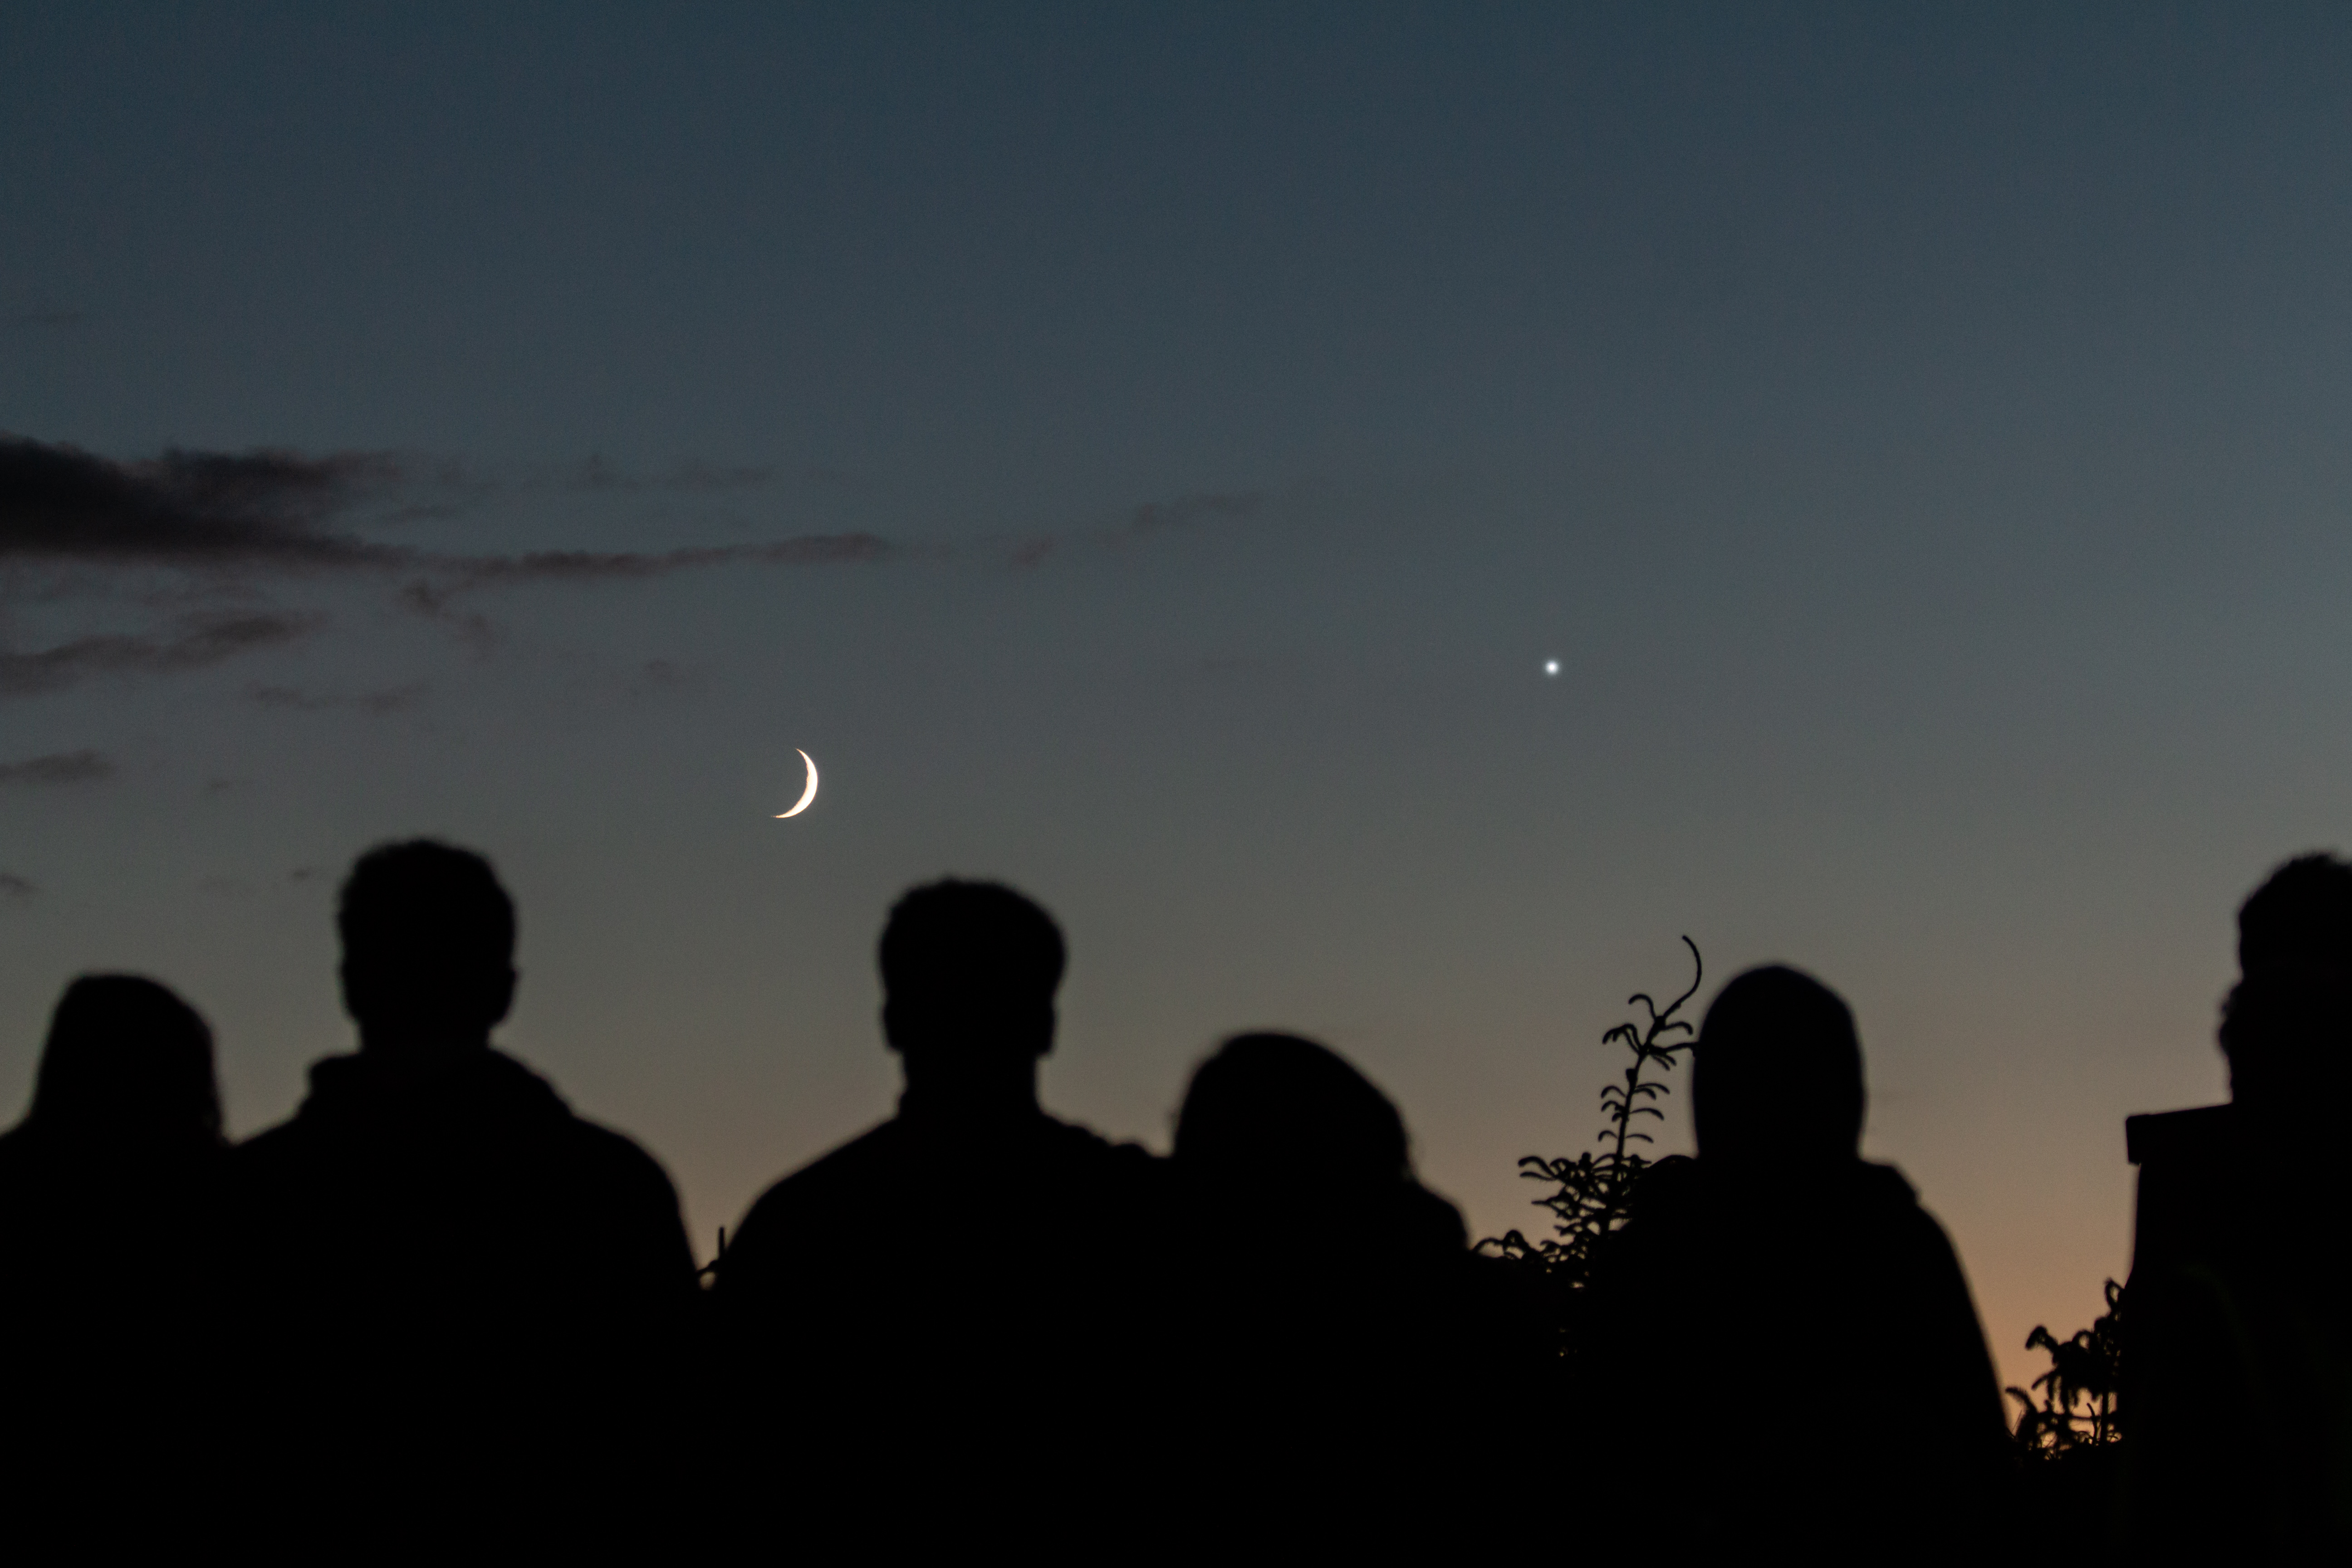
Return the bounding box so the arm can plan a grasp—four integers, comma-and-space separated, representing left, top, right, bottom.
1478, 937, 1702, 1296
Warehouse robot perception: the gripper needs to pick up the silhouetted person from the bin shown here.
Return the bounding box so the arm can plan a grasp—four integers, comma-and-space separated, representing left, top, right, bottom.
0, 975, 227, 1503
1580, 965, 2009, 1560
227, 840, 695, 1521
712, 879, 1163, 1533
1166, 1033, 1550, 1545
2121, 853, 2352, 1558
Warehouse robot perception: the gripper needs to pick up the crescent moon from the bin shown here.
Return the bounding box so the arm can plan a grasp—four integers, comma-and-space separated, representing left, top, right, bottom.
776, 750, 819, 818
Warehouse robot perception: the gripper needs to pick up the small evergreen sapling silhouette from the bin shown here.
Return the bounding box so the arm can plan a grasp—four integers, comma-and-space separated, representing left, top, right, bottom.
1478, 937, 1702, 1289
2008, 1278, 2126, 1456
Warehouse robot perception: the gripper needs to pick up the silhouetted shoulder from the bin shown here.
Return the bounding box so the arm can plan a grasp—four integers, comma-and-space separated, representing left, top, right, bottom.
550, 1103, 695, 1283
502, 1053, 684, 1205
1620, 1152, 1931, 1232
220, 1102, 313, 1196
724, 1116, 904, 1250
563, 1107, 685, 1203
1589, 1153, 1699, 1270
239, 1048, 656, 1150
728, 1111, 1157, 1258
1845, 1161, 1980, 1281
718, 1112, 1166, 1343
1395, 1177, 1470, 1251
228, 1102, 320, 1173
1622, 1151, 1701, 1215
1033, 1111, 1162, 1186
230, 1047, 692, 1289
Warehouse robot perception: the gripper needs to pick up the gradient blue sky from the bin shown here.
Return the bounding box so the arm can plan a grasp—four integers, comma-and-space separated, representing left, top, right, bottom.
7, 3, 2352, 1396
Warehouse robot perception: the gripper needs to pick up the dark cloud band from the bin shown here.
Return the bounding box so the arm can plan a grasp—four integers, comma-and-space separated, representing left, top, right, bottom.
0, 433, 888, 584
0, 434, 1249, 698
0, 434, 401, 565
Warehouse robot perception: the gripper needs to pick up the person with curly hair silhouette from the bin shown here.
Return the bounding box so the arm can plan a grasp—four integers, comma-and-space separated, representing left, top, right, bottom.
1165, 1031, 1549, 1548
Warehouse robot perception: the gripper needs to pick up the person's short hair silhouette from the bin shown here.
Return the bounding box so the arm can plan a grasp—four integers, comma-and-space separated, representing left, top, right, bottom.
2234, 851, 2352, 974
2217, 851, 2352, 1106
336, 838, 518, 1037
228, 838, 695, 1521
1581, 964, 2009, 1559
713, 877, 1163, 1538
875, 877, 1065, 1092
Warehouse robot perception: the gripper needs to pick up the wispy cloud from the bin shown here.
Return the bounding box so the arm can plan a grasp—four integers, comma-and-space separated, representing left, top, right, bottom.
0, 433, 892, 694
247, 682, 426, 715
0, 749, 114, 785
564, 455, 779, 493
1128, 492, 1263, 531
440, 535, 889, 585
0, 434, 885, 583
999, 489, 1266, 569
385, 536, 890, 649
0, 612, 319, 696
0, 873, 34, 899
2, 432, 1259, 696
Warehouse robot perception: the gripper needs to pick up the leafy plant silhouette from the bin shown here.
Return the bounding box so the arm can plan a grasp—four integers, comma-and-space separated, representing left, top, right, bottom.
1478, 936, 1702, 1290
2008, 1278, 2126, 1457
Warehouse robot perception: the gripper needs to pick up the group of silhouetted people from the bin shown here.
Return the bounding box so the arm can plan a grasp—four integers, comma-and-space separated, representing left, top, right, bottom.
2, 838, 2345, 1558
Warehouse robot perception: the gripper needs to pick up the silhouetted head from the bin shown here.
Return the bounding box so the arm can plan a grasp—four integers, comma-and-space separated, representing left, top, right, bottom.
29, 975, 222, 1148
1693, 965, 1865, 1165
1175, 1033, 1412, 1202
2220, 852, 2352, 1105
2236, 853, 2352, 977
338, 840, 517, 1047
879, 879, 1064, 1088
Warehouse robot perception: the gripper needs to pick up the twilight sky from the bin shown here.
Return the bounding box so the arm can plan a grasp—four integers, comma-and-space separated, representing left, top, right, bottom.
7, 3, 2352, 1395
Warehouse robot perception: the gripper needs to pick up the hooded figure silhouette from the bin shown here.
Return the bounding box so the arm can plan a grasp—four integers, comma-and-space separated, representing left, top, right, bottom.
1580, 965, 2009, 1560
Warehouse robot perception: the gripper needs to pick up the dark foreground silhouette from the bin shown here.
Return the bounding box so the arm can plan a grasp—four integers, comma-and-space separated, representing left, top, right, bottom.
711, 879, 1165, 1535
1167, 1032, 1552, 1544
1580, 965, 2012, 1559
16, 837, 2352, 1557
0, 974, 226, 1518
2120, 853, 2352, 1558
225, 842, 696, 1524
